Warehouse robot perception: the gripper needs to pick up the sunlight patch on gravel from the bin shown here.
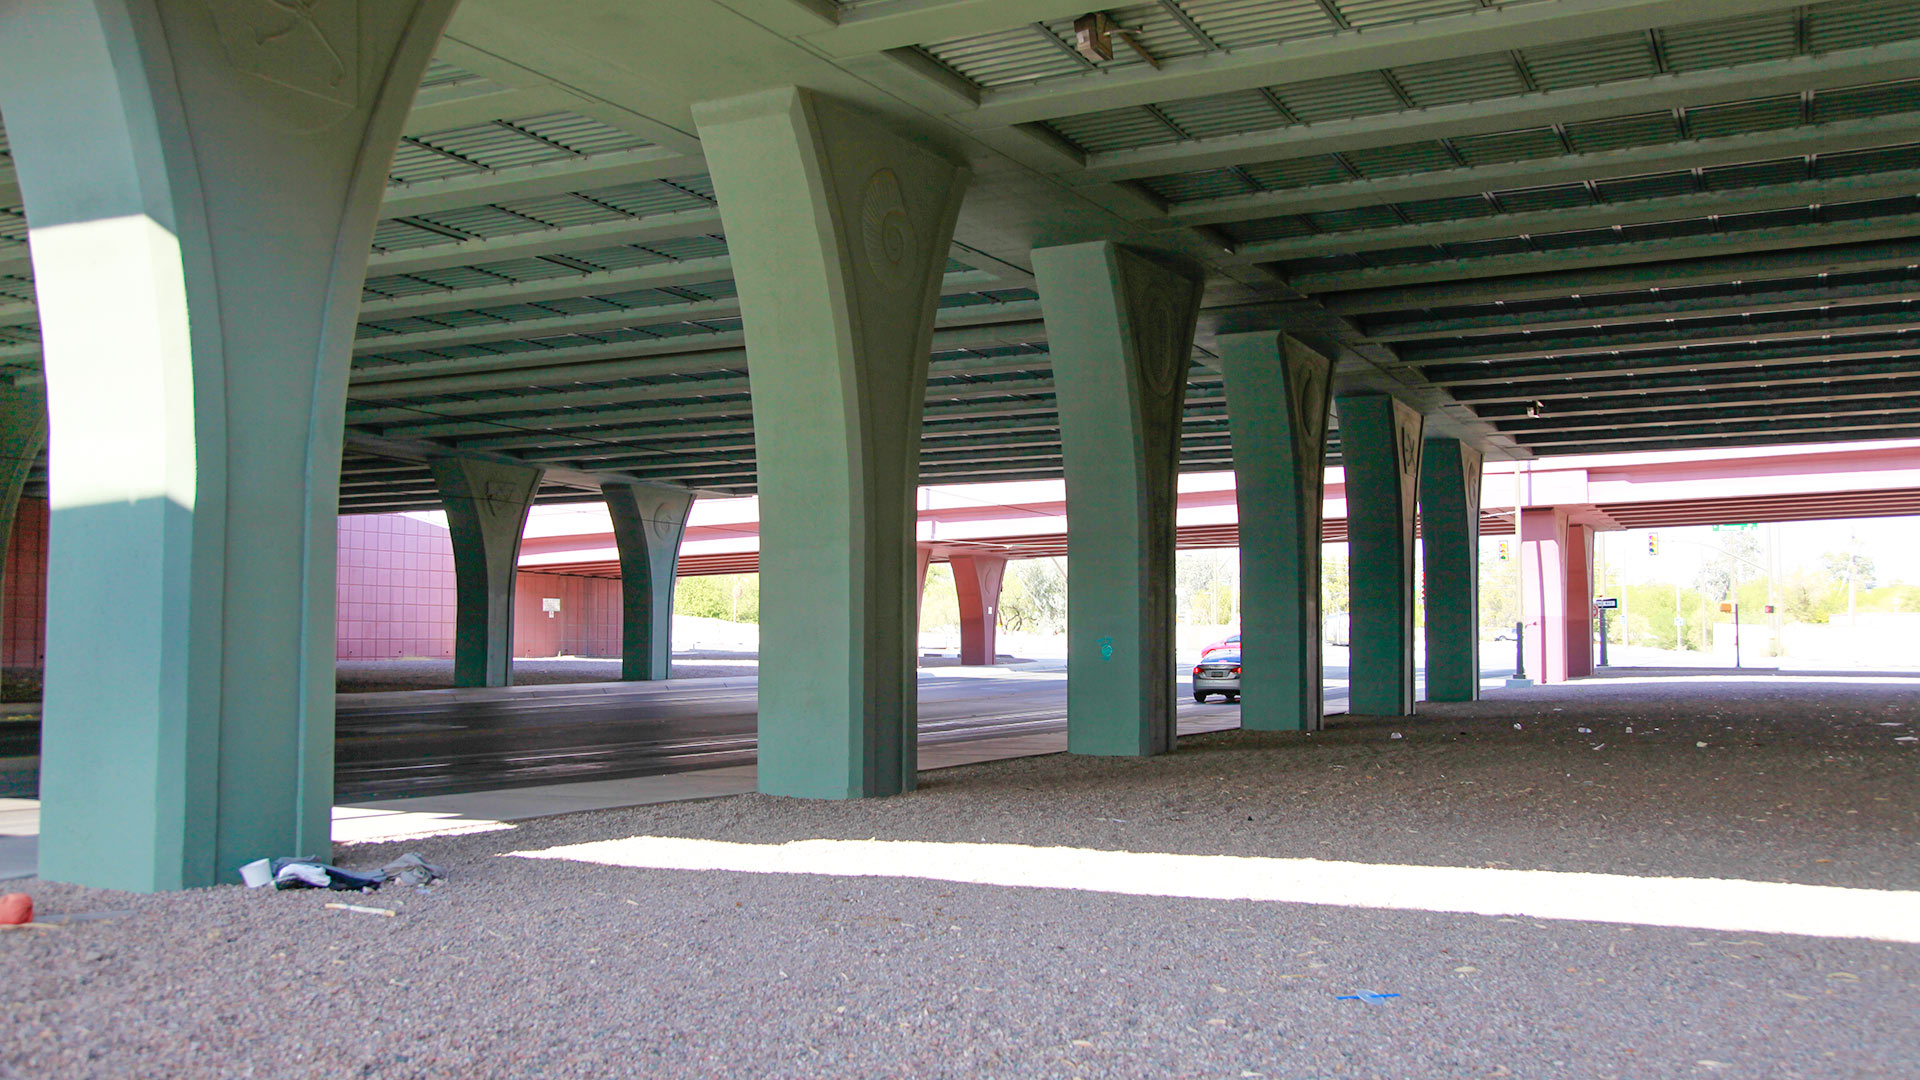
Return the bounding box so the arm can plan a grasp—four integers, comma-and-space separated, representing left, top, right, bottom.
511, 835, 1920, 943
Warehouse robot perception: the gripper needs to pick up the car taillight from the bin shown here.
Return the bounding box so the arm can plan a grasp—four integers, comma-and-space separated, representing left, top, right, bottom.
1231, 666, 1241, 675
1192, 666, 1202, 676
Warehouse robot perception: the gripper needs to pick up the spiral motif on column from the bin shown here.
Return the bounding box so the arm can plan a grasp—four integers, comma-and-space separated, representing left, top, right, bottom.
860, 168, 916, 290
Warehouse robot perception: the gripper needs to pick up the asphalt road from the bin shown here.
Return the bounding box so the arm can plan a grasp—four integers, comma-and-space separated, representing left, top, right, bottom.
3, 659, 1528, 801
333, 670, 1270, 801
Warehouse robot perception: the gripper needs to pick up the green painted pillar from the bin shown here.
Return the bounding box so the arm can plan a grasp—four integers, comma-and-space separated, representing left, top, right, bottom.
0, 386, 48, 599
694, 88, 969, 798
603, 483, 694, 681
1421, 438, 1485, 701
1033, 242, 1204, 757
1338, 395, 1425, 717
433, 458, 542, 689
0, 0, 454, 890
1213, 333, 1333, 731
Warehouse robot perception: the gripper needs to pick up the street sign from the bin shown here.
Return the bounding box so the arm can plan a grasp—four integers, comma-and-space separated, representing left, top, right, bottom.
1711, 523, 1757, 532
1594, 597, 1619, 609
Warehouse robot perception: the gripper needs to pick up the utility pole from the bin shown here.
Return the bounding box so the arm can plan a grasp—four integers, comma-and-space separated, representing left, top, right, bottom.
1847, 530, 1859, 625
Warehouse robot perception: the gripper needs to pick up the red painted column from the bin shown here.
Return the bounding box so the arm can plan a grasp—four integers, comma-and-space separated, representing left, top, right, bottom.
1564, 524, 1595, 678
949, 554, 1008, 666
1519, 507, 1570, 684
1520, 508, 1597, 683
915, 545, 933, 623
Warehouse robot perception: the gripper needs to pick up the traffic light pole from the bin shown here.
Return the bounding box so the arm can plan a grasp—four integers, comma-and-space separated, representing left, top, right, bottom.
1733, 603, 1741, 670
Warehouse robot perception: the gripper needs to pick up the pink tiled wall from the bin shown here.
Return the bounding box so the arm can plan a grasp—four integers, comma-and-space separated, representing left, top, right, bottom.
3, 497, 47, 669
514, 571, 623, 659
335, 514, 622, 660
335, 513, 458, 659
0, 509, 627, 668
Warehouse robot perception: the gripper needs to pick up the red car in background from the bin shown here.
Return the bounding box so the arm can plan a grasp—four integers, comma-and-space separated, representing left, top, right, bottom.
1199, 632, 1240, 659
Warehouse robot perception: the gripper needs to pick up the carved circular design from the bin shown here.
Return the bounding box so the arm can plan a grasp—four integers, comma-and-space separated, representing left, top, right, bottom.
646, 503, 678, 543
1293, 365, 1323, 443
860, 169, 916, 290
1138, 295, 1184, 399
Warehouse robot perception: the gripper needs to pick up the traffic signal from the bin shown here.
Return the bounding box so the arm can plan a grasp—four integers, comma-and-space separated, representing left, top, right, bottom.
1498, 541, 1510, 560
1647, 533, 1660, 555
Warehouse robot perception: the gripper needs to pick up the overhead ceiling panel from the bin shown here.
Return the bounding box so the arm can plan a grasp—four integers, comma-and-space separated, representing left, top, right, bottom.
917, 25, 1086, 89
1046, 107, 1181, 153
1153, 90, 1290, 140
1271, 71, 1404, 123
1805, 0, 1920, 53
1389, 53, 1530, 108
1331, 0, 1482, 31
1176, 0, 1337, 48
1657, 13, 1799, 74
1518, 32, 1658, 91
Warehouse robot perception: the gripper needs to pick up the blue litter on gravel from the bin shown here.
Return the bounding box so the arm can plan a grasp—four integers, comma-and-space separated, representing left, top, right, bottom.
1335, 992, 1401, 1003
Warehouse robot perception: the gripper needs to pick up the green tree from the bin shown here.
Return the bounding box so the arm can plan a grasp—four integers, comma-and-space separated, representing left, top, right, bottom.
1820, 550, 1877, 592
673, 572, 759, 623
1479, 538, 1519, 637
1175, 550, 1238, 625
919, 564, 959, 632
998, 558, 1068, 634
1322, 545, 1349, 615
1696, 530, 1761, 603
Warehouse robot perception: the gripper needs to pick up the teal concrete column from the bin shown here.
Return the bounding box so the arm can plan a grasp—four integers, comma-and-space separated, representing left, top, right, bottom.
1421, 438, 1486, 701
0, 386, 48, 598
603, 483, 694, 681
695, 88, 968, 798
1338, 395, 1425, 716
433, 459, 542, 689
1213, 333, 1333, 731
0, 0, 454, 890
1033, 242, 1204, 757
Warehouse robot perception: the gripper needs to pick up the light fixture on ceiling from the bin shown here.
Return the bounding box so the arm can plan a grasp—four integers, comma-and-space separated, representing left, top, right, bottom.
1074, 12, 1161, 68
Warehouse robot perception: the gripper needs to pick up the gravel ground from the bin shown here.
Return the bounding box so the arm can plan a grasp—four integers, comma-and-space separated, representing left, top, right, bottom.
4, 672, 1918, 1079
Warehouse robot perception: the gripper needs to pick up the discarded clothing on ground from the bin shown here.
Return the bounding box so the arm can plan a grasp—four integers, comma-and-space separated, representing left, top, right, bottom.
266, 851, 446, 892
379, 852, 446, 888
271, 858, 386, 891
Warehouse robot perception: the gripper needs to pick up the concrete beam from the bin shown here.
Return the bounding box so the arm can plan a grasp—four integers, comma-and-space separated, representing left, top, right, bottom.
802, 0, 1091, 58
1240, 169, 1920, 262
365, 208, 723, 278
1319, 238, 1920, 313
379, 145, 705, 219
1076, 38, 1920, 182
1170, 112, 1920, 226
353, 268, 1006, 355
965, 0, 1812, 130
1359, 275, 1920, 340
1293, 214, 1920, 295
